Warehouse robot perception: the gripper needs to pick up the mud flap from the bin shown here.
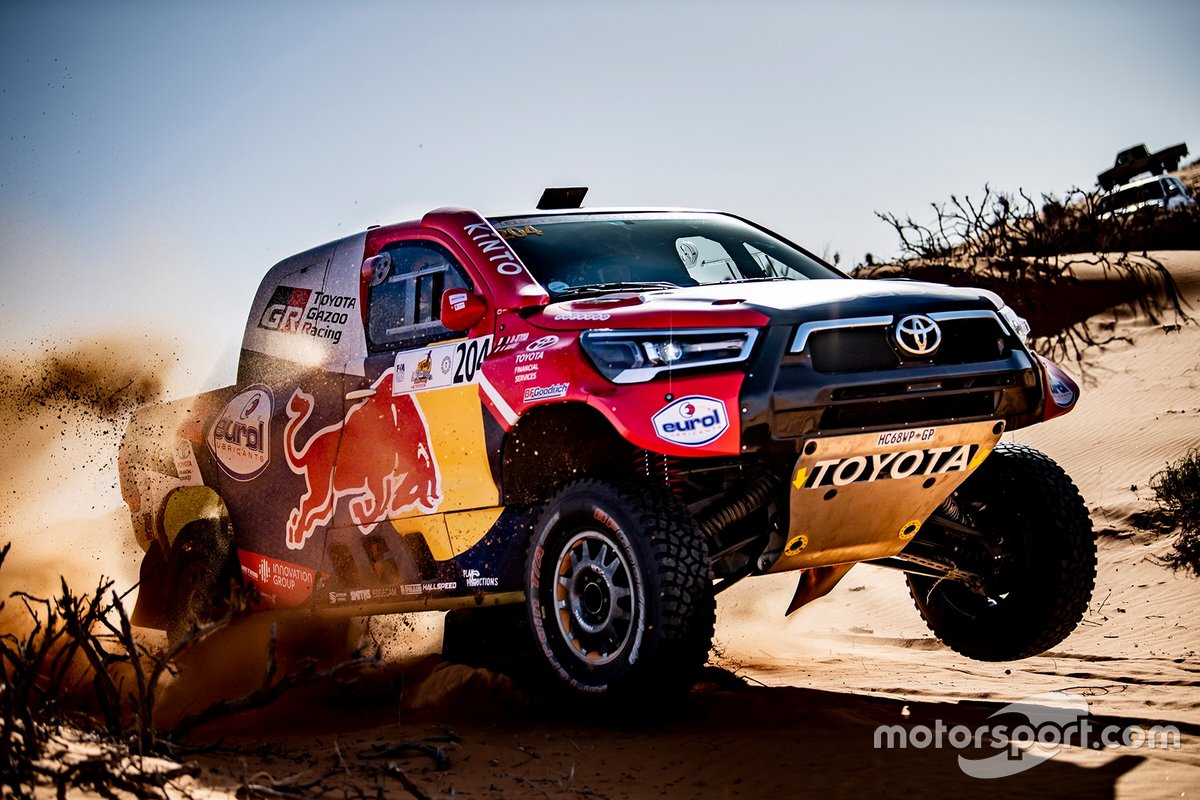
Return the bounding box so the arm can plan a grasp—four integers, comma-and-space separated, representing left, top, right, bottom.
773, 420, 1005, 574
130, 541, 168, 629
785, 563, 857, 615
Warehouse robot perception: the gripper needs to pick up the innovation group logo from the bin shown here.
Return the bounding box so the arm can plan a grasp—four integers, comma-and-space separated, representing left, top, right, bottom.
873, 691, 1181, 779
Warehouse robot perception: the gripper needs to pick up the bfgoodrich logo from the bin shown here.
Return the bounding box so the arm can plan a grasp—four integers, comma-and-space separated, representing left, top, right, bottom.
652, 395, 729, 447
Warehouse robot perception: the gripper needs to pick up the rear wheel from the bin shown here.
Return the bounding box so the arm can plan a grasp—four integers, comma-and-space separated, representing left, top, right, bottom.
525, 479, 713, 702
163, 518, 240, 646
908, 443, 1096, 661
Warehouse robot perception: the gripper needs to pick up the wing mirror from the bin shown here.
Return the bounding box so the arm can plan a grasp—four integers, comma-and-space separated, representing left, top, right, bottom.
440, 289, 488, 331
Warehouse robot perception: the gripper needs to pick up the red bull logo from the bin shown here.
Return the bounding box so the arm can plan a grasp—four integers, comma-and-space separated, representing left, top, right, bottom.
283, 371, 442, 550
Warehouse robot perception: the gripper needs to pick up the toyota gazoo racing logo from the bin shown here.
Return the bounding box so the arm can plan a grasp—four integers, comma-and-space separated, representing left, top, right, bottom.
894, 314, 941, 357
652, 396, 729, 447
258, 284, 356, 345
207, 386, 273, 481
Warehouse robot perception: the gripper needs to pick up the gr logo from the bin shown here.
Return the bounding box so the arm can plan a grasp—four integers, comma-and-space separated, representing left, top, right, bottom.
259, 285, 313, 333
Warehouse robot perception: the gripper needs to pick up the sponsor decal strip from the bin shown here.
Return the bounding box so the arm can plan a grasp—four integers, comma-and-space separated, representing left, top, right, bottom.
794, 444, 982, 489
393, 336, 493, 395
478, 372, 518, 426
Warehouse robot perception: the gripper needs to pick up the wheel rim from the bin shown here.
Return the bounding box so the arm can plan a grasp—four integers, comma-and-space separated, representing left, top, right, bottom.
552, 531, 636, 666
922, 498, 1024, 617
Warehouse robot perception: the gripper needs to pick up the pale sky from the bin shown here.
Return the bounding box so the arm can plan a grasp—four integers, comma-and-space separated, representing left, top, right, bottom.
2, 0, 1198, 393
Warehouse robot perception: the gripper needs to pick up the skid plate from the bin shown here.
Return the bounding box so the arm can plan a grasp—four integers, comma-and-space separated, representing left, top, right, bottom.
771, 419, 1005, 573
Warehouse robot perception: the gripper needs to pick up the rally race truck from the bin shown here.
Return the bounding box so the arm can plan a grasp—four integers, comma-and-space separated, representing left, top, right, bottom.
119, 188, 1096, 702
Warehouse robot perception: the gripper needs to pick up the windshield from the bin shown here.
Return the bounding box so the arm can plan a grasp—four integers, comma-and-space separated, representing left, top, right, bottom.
488, 212, 843, 297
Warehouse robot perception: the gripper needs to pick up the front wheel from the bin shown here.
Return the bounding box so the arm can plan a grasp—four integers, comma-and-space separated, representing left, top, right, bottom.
908, 442, 1096, 661
525, 479, 714, 702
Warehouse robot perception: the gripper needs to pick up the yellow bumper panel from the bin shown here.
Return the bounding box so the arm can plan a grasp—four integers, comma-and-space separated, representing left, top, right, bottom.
771, 420, 1004, 573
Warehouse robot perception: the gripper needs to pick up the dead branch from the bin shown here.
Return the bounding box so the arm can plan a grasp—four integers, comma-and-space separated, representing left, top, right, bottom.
167, 628, 377, 741
383, 763, 433, 800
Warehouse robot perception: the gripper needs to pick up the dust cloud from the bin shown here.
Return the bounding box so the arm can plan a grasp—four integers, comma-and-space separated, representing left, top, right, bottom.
0, 333, 175, 606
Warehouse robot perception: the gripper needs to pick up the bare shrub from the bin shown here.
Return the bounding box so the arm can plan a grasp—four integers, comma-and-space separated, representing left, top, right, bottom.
1150, 449, 1200, 576
862, 184, 1196, 365
0, 542, 381, 797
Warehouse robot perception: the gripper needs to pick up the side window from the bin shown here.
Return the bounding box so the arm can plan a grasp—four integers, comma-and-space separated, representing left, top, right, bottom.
367, 242, 472, 351
1165, 179, 1182, 197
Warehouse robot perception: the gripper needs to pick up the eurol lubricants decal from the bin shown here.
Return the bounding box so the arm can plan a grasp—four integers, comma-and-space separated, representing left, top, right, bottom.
283, 370, 443, 551
652, 395, 729, 447
207, 386, 273, 481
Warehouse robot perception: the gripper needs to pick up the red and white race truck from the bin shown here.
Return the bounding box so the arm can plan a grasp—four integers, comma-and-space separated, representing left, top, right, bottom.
120, 189, 1095, 702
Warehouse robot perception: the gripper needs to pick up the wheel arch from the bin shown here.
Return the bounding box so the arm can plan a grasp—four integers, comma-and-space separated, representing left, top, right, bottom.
160, 485, 232, 550
132, 486, 235, 630
501, 402, 636, 505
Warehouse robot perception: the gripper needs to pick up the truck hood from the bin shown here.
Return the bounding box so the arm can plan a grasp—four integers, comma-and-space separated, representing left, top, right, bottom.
527, 278, 1003, 331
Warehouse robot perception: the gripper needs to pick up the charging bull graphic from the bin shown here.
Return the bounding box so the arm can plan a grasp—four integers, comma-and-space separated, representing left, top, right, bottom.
283, 371, 442, 550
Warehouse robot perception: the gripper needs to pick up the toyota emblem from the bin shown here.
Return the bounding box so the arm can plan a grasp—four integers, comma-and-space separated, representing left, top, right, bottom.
894, 315, 941, 357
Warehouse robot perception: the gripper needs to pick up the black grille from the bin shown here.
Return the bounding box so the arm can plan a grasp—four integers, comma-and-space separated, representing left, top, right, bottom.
807, 317, 1008, 373
808, 328, 898, 372
820, 392, 998, 430
819, 374, 1019, 429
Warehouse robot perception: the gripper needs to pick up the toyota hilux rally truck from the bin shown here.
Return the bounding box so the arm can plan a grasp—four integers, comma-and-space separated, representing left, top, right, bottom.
119, 188, 1096, 702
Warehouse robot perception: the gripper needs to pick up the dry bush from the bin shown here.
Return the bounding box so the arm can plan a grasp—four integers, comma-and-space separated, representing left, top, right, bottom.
1150, 449, 1200, 576
861, 184, 1197, 365
0, 542, 383, 798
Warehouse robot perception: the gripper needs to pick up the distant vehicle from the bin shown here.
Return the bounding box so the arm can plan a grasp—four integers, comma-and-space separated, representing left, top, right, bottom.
1097, 174, 1196, 220
1097, 142, 1188, 191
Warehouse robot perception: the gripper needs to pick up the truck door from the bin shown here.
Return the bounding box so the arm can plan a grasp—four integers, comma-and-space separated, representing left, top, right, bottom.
322, 238, 500, 595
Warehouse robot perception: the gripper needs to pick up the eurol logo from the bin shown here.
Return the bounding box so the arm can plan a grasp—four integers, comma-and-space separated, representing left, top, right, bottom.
652, 395, 729, 447
208, 385, 273, 481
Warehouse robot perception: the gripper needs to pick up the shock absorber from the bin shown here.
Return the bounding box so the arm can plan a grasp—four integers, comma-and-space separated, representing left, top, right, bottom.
697, 473, 781, 540
637, 450, 686, 498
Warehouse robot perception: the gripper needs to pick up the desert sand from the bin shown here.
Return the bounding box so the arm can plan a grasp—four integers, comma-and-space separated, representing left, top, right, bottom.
2, 253, 1199, 799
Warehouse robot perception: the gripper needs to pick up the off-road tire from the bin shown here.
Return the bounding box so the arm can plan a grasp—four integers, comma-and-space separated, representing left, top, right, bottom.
163, 518, 240, 646
525, 479, 714, 702
908, 442, 1096, 661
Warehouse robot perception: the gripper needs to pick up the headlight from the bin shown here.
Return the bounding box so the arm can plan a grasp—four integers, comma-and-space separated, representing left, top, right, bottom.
998, 304, 1032, 345
580, 328, 758, 384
